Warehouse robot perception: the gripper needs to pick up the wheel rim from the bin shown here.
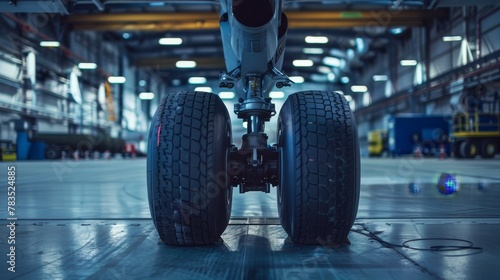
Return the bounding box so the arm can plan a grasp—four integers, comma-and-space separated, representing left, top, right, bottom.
486, 143, 495, 155
470, 144, 477, 156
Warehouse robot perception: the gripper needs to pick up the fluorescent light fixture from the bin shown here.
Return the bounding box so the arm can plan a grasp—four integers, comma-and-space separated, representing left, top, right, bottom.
139, 92, 155, 100
40, 41, 60, 47
323, 56, 342, 67
316, 65, 332, 74
305, 36, 328, 44
442, 36, 462, 42
218, 91, 235, 99
269, 91, 285, 99
289, 76, 304, 83
293, 59, 314, 67
317, 66, 332, 74
188, 77, 206, 84
78, 63, 97, 70
303, 48, 324, 55
322, 57, 342, 68
390, 27, 405, 35
373, 75, 388, 81
327, 73, 336, 82
159, 37, 183, 45
176, 60, 196, 68
340, 76, 350, 84
108, 76, 126, 84
351, 85, 368, 92
195, 87, 212, 92
400, 60, 417, 66
344, 95, 353, 102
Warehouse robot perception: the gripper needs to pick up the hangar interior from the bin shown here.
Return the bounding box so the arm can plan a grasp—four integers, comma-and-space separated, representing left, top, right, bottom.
0, 0, 499, 279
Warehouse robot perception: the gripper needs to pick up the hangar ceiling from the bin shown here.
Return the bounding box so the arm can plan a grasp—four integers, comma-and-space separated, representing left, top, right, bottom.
1, 0, 484, 85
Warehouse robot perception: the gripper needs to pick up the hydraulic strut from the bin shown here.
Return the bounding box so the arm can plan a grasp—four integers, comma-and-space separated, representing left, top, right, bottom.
230, 75, 279, 193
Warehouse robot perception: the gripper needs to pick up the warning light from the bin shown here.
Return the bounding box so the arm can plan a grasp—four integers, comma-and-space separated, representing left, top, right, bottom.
437, 173, 458, 195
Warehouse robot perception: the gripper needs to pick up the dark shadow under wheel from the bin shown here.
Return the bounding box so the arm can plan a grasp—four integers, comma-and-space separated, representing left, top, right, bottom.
147, 91, 233, 245
277, 90, 360, 245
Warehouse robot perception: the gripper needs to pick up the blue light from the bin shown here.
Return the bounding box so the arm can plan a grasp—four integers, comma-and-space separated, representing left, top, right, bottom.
437, 173, 458, 195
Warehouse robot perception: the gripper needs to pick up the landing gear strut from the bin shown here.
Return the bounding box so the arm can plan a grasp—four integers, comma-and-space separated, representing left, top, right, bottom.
230, 75, 279, 193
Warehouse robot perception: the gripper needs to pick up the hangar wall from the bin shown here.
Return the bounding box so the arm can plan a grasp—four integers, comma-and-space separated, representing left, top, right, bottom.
353, 6, 500, 145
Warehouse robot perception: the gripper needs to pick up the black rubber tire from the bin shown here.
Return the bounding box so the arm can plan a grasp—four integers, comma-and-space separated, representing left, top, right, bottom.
277, 90, 360, 245
480, 140, 496, 159
147, 91, 233, 245
45, 146, 60, 159
460, 140, 477, 159
453, 141, 463, 158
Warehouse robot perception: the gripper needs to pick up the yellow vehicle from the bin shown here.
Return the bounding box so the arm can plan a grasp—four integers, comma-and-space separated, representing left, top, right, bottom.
368, 130, 387, 157
452, 111, 500, 158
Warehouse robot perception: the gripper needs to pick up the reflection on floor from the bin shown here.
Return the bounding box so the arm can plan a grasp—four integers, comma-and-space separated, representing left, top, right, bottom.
0, 157, 499, 279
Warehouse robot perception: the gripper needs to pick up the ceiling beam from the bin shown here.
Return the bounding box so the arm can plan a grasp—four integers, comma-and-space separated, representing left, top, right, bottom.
67, 10, 444, 31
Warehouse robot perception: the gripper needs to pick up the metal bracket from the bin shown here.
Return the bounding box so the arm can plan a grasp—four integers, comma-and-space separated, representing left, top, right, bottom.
219, 67, 241, 89
269, 67, 293, 88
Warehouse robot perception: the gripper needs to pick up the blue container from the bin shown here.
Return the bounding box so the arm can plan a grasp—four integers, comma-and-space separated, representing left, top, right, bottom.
388, 114, 451, 156
29, 141, 46, 160
16, 131, 31, 160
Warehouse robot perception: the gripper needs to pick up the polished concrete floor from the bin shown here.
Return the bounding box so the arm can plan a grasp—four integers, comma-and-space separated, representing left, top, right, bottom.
1, 156, 499, 279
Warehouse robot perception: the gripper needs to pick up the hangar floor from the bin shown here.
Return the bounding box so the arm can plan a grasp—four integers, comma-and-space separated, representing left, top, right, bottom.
1, 157, 500, 279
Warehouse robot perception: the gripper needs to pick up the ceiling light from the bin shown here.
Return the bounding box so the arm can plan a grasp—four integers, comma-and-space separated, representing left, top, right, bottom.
289, 76, 304, 83
159, 37, 183, 45
303, 48, 324, 55
269, 91, 285, 99
293, 59, 314, 67
390, 27, 405, 35
176, 60, 196, 68
40, 41, 60, 47
400, 60, 417, 66
344, 95, 353, 102
195, 87, 212, 92
108, 76, 126, 84
219, 91, 235, 99
305, 36, 329, 44
327, 73, 336, 82
351, 85, 368, 92
442, 36, 462, 42
188, 77, 206, 84
317, 66, 332, 74
122, 33, 131, 40
139, 80, 147, 87
323, 56, 342, 67
373, 75, 388, 81
139, 92, 155, 100
78, 63, 97, 70
340, 76, 350, 84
